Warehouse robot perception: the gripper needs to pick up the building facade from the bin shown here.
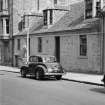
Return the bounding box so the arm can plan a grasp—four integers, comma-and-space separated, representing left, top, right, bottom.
13, 0, 104, 74
1, 0, 104, 74
0, 0, 10, 65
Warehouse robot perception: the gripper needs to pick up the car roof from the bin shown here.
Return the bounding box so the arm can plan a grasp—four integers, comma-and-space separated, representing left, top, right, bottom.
30, 54, 55, 58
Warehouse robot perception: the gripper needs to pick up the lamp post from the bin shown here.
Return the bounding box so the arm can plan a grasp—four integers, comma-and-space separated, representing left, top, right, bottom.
26, 15, 29, 62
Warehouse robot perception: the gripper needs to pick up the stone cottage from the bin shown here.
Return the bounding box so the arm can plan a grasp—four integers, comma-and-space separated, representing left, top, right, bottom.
13, 0, 104, 74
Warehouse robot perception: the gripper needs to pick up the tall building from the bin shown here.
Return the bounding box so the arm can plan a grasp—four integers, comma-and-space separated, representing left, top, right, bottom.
0, 0, 10, 65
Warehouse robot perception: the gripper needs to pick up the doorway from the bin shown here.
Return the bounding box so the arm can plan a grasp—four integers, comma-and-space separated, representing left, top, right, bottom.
55, 36, 60, 62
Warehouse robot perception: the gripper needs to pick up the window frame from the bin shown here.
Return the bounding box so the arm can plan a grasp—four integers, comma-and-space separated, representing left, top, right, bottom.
17, 39, 21, 50
85, 0, 93, 19
43, 10, 47, 25
50, 9, 53, 25
80, 35, 87, 56
0, 0, 3, 11
38, 37, 42, 53
6, 18, 9, 34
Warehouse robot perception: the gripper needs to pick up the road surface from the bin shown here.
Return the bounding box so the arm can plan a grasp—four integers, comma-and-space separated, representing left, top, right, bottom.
0, 71, 105, 105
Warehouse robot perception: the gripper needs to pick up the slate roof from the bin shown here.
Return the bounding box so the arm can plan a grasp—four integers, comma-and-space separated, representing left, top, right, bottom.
70, 18, 100, 30
44, 5, 70, 11
31, 1, 85, 34
15, 1, 100, 36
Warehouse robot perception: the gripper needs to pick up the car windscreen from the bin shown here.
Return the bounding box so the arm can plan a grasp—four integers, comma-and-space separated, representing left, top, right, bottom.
29, 56, 38, 62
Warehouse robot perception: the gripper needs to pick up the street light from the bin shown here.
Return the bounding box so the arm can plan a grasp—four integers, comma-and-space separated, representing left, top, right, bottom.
26, 15, 29, 62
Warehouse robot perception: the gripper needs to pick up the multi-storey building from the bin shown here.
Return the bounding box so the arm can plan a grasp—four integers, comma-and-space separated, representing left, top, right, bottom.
0, 0, 10, 65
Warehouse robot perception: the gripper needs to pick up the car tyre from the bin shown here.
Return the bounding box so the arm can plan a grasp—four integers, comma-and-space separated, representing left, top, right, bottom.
36, 68, 44, 80
21, 69, 26, 78
55, 75, 62, 80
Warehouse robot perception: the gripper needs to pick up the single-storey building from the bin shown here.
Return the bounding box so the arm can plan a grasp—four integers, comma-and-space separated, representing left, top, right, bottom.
13, 1, 104, 74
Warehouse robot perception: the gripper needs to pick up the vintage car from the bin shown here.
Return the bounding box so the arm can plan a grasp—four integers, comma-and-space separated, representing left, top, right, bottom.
20, 55, 65, 80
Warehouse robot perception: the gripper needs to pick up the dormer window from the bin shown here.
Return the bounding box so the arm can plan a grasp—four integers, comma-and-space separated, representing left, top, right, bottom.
0, 0, 8, 11
18, 19, 25, 31
43, 9, 53, 26
43, 10, 47, 25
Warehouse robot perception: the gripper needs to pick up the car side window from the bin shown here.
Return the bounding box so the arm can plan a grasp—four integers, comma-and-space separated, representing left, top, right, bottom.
38, 57, 43, 62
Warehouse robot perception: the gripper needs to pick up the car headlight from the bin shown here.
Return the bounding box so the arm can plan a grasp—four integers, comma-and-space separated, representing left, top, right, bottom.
48, 67, 53, 72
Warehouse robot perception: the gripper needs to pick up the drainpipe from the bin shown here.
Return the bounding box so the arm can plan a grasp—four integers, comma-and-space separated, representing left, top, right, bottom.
102, 13, 105, 74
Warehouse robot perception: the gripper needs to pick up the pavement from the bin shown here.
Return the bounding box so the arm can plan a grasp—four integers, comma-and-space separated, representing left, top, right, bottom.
0, 65, 104, 86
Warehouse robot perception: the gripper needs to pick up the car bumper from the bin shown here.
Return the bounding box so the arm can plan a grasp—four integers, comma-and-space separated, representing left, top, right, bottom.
45, 72, 65, 76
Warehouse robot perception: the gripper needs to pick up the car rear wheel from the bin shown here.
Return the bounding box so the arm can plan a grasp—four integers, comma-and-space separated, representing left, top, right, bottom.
55, 75, 62, 80
21, 69, 26, 78
35, 68, 44, 80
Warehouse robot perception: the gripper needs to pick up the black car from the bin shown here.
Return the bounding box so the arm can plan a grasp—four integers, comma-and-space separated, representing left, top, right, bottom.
20, 55, 65, 80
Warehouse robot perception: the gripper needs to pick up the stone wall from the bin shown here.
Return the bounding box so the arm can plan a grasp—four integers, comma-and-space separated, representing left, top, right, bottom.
13, 31, 101, 74
60, 34, 101, 73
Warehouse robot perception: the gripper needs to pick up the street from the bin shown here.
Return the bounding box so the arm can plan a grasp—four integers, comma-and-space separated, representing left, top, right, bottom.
0, 71, 105, 105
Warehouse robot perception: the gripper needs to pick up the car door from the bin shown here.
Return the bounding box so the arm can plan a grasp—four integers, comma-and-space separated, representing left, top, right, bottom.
28, 56, 38, 74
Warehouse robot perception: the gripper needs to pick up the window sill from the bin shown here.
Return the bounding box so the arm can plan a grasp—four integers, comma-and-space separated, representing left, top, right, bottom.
78, 56, 88, 59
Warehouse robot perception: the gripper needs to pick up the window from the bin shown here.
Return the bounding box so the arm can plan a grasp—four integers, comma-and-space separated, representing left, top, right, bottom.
85, 0, 93, 19
0, 0, 3, 11
80, 35, 87, 56
38, 37, 42, 52
5, 0, 8, 10
50, 10, 53, 24
6, 19, 9, 34
43, 10, 47, 25
85, 11, 92, 18
17, 39, 20, 50
43, 10, 53, 25
96, 1, 101, 17
18, 19, 25, 31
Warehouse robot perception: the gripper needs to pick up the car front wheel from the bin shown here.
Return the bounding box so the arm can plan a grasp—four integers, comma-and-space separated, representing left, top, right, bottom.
35, 68, 44, 80
55, 75, 62, 80
21, 69, 26, 78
